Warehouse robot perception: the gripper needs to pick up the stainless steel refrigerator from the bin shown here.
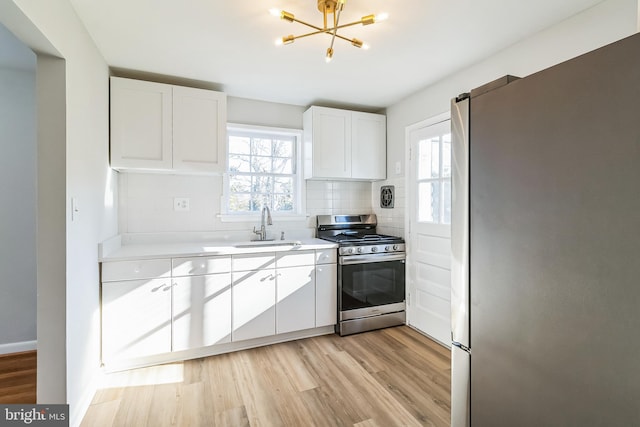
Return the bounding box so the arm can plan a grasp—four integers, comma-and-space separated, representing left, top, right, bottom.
451, 32, 640, 427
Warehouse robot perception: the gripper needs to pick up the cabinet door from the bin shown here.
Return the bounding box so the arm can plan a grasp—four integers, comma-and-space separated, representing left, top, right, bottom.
110, 77, 172, 170
173, 86, 227, 173
315, 263, 338, 327
102, 278, 172, 362
232, 269, 276, 341
276, 265, 316, 334
172, 273, 232, 351
306, 106, 351, 179
352, 111, 386, 180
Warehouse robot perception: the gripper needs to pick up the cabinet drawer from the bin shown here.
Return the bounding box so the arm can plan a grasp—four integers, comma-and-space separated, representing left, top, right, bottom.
172, 255, 231, 277
276, 250, 315, 268
232, 253, 276, 271
315, 249, 337, 265
102, 259, 171, 282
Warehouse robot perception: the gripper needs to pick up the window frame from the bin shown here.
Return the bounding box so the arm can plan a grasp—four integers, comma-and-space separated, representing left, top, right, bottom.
220, 123, 306, 222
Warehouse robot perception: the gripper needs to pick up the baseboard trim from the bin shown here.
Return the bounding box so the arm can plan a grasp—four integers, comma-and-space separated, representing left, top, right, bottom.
0, 340, 37, 355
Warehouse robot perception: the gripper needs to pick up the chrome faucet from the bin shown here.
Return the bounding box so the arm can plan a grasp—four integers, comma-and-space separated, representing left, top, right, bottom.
253, 206, 273, 241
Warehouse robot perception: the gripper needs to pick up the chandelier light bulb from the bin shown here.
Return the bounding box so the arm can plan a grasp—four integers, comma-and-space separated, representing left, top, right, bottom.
269, 8, 281, 17
375, 12, 389, 22
325, 47, 334, 63
275, 38, 283, 46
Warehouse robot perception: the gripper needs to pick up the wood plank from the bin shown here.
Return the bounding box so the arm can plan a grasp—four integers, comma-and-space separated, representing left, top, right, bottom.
81, 326, 452, 426
0, 350, 36, 404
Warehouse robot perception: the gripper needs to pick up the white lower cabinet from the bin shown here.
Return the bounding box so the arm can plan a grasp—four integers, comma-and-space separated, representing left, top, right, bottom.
232, 268, 276, 341
277, 265, 316, 334
102, 278, 172, 362
172, 273, 232, 351
101, 247, 337, 366
315, 263, 338, 327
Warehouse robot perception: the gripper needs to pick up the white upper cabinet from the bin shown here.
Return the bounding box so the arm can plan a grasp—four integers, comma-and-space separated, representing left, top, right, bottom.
172, 85, 226, 173
304, 106, 352, 179
110, 76, 227, 174
351, 112, 386, 180
303, 106, 386, 181
110, 77, 173, 170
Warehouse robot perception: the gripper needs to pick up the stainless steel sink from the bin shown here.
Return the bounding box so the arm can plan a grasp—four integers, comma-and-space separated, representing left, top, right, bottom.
233, 240, 302, 248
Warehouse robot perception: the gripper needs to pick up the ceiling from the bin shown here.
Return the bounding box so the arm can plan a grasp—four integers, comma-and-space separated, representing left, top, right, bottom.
67, 0, 605, 110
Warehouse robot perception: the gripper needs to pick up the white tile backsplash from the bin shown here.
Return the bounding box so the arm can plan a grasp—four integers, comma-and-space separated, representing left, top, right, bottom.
119, 173, 379, 235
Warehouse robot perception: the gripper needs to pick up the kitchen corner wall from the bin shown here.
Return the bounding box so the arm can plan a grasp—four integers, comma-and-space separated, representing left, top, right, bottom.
371, 177, 405, 238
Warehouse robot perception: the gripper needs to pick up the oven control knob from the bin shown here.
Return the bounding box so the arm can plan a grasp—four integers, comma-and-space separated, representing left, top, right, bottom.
393, 244, 399, 251
357, 247, 363, 253
346, 248, 353, 254
384, 246, 390, 252
371, 246, 378, 253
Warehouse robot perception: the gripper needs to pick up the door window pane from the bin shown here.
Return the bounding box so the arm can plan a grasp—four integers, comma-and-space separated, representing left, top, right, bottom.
417, 132, 451, 224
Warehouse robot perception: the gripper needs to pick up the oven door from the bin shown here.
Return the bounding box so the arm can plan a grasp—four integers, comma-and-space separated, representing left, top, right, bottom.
338, 253, 406, 320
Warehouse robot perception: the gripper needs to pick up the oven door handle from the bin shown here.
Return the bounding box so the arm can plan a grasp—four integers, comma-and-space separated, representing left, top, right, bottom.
339, 253, 406, 265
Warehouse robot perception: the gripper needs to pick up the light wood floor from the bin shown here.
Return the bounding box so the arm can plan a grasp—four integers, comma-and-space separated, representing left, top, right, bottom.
81, 326, 451, 427
0, 350, 37, 404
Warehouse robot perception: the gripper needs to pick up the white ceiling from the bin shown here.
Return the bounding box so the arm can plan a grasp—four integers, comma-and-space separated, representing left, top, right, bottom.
69, 0, 605, 109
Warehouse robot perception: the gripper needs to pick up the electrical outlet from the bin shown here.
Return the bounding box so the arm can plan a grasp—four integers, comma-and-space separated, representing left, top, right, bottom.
174, 197, 190, 211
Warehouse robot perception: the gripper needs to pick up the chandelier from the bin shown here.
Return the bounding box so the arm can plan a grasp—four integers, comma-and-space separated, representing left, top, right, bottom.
270, 0, 388, 62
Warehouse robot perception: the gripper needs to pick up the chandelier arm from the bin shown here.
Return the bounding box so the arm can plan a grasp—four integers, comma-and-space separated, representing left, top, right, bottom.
290, 17, 325, 32
290, 29, 353, 45
327, 2, 344, 55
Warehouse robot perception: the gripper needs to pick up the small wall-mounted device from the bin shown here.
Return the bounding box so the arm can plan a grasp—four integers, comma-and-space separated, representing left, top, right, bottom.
380, 186, 394, 208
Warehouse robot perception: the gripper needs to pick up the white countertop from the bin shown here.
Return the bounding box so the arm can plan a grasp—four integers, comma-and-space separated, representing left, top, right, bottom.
99, 237, 337, 262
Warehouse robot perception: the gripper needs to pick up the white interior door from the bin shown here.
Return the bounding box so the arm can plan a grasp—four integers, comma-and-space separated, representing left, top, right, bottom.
406, 114, 452, 346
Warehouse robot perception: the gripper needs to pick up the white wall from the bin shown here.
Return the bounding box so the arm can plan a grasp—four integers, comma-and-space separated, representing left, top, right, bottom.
383, 0, 638, 236
0, 25, 37, 351
1, 1, 117, 425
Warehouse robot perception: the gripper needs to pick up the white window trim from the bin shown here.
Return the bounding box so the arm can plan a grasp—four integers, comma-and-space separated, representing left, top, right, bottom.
219, 123, 307, 222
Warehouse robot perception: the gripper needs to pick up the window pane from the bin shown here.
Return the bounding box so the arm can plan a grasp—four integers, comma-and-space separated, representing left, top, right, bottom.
418, 181, 440, 223
274, 194, 293, 212
273, 140, 293, 157
251, 156, 272, 173
272, 157, 293, 174
442, 137, 452, 178
229, 155, 251, 173
252, 138, 272, 156
274, 177, 293, 194
419, 138, 440, 179
229, 175, 251, 193
229, 193, 251, 212
252, 176, 273, 194
251, 193, 271, 211
229, 136, 250, 155
443, 179, 451, 224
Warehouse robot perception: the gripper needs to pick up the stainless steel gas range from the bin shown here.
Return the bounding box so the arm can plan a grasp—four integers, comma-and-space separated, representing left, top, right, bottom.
316, 214, 406, 336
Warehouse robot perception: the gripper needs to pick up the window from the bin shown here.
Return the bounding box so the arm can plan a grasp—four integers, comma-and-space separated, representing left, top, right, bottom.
417, 126, 451, 224
225, 124, 303, 217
